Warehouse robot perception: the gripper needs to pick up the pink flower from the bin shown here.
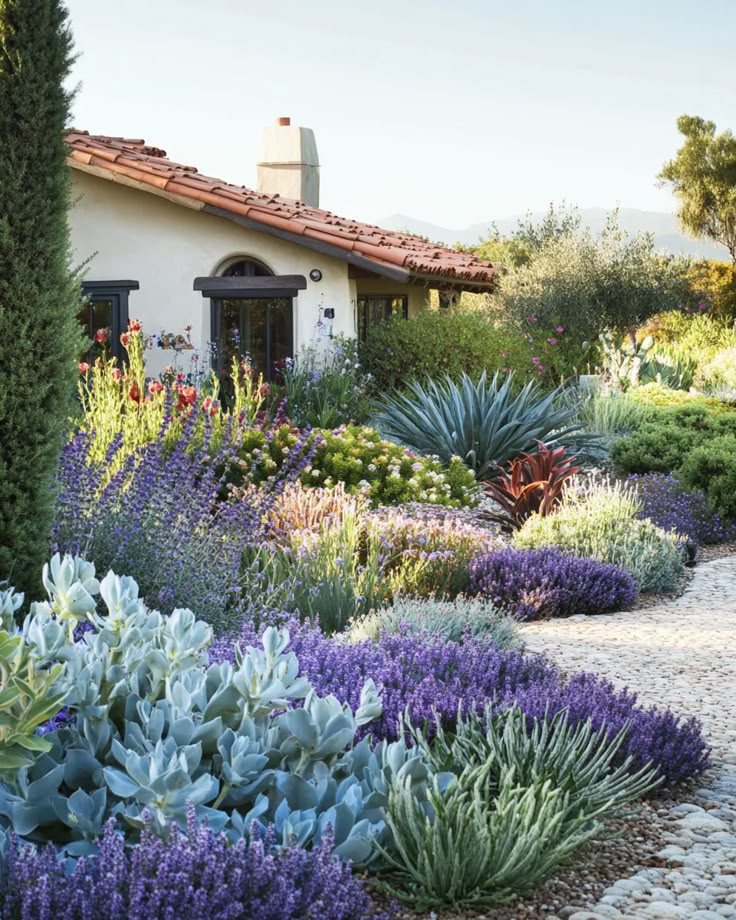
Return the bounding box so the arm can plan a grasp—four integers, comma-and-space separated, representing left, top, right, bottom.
148, 381, 164, 395
120, 333, 130, 348
531, 356, 541, 364
548, 337, 557, 345
111, 368, 122, 381
537, 364, 546, 372
527, 315, 538, 323
556, 326, 564, 333
128, 319, 142, 333
78, 362, 90, 374
94, 329, 107, 343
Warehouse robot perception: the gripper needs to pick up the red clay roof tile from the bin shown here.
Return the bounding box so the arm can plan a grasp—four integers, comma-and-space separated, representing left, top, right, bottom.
65, 130, 496, 287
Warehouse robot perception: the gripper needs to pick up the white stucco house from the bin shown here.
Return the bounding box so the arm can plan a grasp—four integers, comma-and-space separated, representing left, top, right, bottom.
66, 118, 496, 379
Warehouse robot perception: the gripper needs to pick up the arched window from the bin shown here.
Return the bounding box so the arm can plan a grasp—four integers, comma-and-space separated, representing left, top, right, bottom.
212, 258, 291, 381
222, 258, 273, 278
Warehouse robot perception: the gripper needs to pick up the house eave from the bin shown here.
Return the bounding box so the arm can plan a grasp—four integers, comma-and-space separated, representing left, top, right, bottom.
69, 158, 494, 290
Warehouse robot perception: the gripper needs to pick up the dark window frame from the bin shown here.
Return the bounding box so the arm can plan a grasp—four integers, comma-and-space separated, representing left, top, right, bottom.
356, 294, 408, 341
80, 280, 139, 360
209, 296, 294, 382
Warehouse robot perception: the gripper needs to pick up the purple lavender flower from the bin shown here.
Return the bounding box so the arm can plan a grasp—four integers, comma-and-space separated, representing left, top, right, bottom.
628, 473, 736, 546
1, 814, 390, 920
211, 619, 709, 784
52, 413, 303, 630
468, 547, 638, 620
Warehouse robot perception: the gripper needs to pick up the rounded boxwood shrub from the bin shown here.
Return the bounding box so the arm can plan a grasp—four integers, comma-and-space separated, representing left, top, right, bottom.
468, 547, 638, 620
611, 424, 701, 475
610, 404, 736, 476
679, 435, 736, 520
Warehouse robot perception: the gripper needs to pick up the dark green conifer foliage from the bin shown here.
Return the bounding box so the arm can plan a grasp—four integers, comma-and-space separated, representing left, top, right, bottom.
0, 0, 84, 595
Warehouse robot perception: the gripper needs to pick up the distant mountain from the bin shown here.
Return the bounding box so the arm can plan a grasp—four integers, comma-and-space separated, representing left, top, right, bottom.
378, 208, 730, 260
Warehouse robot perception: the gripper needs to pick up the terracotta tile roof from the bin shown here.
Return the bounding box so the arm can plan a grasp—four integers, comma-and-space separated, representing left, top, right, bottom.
65, 130, 496, 289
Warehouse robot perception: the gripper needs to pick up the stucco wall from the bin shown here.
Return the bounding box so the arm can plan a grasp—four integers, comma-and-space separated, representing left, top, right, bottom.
69, 170, 355, 376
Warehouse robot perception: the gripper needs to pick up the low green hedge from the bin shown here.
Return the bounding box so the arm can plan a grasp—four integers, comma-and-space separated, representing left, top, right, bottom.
611, 404, 736, 520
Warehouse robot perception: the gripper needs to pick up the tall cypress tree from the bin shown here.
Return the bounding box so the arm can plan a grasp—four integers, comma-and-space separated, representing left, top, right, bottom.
0, 0, 84, 595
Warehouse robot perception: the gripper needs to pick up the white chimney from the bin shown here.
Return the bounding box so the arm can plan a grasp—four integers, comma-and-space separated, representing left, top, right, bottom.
256, 116, 320, 207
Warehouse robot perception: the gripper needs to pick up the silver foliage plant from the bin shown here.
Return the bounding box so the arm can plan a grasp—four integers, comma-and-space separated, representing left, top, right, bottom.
349, 595, 519, 648
378, 706, 661, 910
0, 554, 432, 866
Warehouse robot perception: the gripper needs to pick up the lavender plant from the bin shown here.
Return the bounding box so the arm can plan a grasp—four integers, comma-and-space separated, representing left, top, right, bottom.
1, 816, 389, 920
53, 412, 292, 630
213, 620, 710, 784
629, 473, 736, 545
469, 547, 638, 620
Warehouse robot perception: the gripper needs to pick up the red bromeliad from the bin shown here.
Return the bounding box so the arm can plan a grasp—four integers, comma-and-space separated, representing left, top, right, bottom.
484, 443, 579, 529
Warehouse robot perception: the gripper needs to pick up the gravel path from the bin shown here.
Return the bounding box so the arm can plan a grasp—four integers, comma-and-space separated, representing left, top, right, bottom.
521, 556, 736, 920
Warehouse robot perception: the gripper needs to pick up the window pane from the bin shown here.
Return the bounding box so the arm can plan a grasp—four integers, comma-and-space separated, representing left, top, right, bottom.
216, 297, 292, 380
356, 295, 408, 340
77, 297, 115, 357
91, 299, 113, 338
269, 300, 293, 372
220, 299, 243, 373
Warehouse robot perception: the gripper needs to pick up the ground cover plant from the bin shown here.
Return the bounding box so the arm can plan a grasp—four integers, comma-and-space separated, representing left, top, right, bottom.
628, 473, 736, 546
2, 819, 385, 920
469, 547, 638, 620
349, 595, 519, 646
0, 556, 709, 916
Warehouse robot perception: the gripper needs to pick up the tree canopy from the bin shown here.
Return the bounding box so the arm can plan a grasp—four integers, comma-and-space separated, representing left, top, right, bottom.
492, 210, 690, 342
0, 0, 84, 594
659, 115, 736, 262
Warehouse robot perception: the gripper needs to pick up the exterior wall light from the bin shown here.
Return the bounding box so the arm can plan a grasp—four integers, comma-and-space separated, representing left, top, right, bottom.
309, 269, 322, 282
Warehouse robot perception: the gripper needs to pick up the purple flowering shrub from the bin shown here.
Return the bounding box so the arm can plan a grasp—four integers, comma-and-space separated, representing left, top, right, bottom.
1, 817, 389, 920
628, 473, 736, 545
52, 413, 313, 630
211, 621, 709, 784
468, 547, 638, 620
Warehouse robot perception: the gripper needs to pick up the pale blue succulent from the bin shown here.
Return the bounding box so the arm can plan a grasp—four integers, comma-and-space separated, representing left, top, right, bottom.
42, 554, 100, 630
0, 558, 440, 870
0, 584, 23, 631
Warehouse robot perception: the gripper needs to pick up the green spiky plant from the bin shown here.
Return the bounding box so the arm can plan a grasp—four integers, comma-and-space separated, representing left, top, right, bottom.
0, 0, 85, 595
373, 372, 592, 481
377, 705, 660, 911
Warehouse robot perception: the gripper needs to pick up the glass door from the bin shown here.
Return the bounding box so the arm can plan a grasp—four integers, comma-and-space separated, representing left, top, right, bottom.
215, 297, 293, 381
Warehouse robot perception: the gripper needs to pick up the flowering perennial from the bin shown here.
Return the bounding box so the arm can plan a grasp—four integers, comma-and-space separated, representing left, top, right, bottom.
1, 817, 388, 920
469, 547, 638, 620
212, 620, 709, 784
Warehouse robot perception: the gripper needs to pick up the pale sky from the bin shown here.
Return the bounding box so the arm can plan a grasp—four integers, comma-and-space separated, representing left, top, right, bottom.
65, 0, 736, 230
